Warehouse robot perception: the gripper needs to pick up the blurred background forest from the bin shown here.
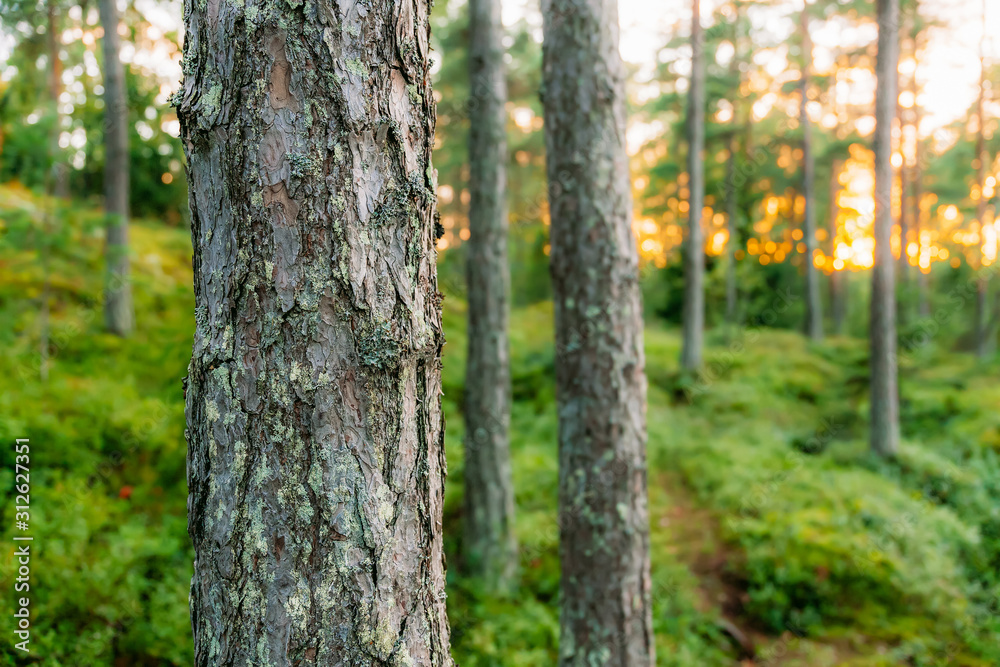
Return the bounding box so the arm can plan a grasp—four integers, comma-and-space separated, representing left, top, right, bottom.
3, 0, 1000, 664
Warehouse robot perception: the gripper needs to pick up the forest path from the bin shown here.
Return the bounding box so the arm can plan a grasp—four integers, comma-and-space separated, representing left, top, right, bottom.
653, 471, 870, 667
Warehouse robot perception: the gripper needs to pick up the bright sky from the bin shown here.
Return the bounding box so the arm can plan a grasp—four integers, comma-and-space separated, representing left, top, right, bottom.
2, 0, 996, 139
614, 0, 999, 130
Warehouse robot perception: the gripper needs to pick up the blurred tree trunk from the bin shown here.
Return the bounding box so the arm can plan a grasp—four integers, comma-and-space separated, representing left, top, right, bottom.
40, 0, 62, 381
541, 0, 654, 662
974, 12, 992, 358
800, 6, 822, 341
896, 30, 909, 306
463, 0, 517, 591
47, 1, 67, 198
829, 159, 845, 335
911, 24, 929, 318
98, 0, 134, 336
178, 1, 453, 663
681, 0, 705, 369
725, 135, 738, 330
871, 0, 900, 457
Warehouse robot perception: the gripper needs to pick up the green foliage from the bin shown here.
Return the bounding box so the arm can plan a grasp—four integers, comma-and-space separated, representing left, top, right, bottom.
0, 3, 187, 220
0, 184, 192, 665
5, 166, 1000, 664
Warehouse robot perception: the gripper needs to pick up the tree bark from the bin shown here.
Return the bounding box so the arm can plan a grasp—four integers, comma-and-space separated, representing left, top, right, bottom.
871, 0, 900, 457
541, 0, 654, 663
681, 0, 705, 369
99, 0, 134, 337
800, 7, 822, 341
463, 0, 517, 591
829, 159, 845, 335
177, 1, 452, 664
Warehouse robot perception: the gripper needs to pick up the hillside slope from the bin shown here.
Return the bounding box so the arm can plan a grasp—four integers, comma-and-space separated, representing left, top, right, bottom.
1, 187, 998, 666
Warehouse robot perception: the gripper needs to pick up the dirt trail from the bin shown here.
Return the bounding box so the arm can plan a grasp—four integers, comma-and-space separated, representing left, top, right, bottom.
654, 472, 867, 666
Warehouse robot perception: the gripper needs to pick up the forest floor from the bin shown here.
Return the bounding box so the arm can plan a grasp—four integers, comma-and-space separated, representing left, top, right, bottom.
2, 184, 1000, 665
656, 471, 871, 667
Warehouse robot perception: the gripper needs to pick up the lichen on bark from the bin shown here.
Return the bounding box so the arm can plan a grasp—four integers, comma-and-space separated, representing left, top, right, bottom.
177, 0, 453, 663
462, 0, 517, 592
541, 0, 655, 663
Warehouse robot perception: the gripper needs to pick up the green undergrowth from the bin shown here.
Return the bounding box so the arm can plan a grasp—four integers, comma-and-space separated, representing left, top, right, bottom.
445, 310, 1000, 666
2, 185, 999, 665
0, 184, 193, 665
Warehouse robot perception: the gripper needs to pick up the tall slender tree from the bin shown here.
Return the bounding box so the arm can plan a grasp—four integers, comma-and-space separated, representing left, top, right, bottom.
800, 3, 822, 340
974, 1, 992, 358
46, 0, 68, 198
541, 0, 654, 662
177, 0, 453, 662
724, 134, 739, 329
828, 159, 846, 334
895, 15, 910, 304
871, 0, 901, 457
681, 0, 705, 369
910, 12, 929, 318
99, 0, 134, 336
463, 0, 517, 591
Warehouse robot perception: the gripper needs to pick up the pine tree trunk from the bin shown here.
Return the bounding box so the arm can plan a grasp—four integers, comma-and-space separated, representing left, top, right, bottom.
896, 44, 909, 304
974, 19, 991, 358
177, 1, 452, 664
46, 1, 68, 198
829, 159, 845, 335
911, 42, 929, 319
541, 0, 654, 663
681, 0, 705, 369
871, 0, 900, 457
463, 0, 517, 591
800, 7, 822, 341
99, 0, 134, 337
725, 136, 738, 330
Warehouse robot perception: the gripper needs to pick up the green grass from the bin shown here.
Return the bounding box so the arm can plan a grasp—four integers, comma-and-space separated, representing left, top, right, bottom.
2, 185, 999, 665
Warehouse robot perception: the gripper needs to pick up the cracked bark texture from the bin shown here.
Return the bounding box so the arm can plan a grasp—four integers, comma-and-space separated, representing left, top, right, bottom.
680, 0, 705, 370
541, 0, 654, 664
800, 6, 821, 341
99, 0, 134, 336
463, 0, 517, 591
871, 0, 900, 457
177, 0, 452, 664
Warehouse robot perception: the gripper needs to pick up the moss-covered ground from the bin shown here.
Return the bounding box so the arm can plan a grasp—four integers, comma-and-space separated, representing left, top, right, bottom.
2, 185, 998, 665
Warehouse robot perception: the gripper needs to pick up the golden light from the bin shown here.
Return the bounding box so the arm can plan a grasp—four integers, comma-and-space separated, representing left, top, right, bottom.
512, 106, 535, 132
708, 230, 728, 256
